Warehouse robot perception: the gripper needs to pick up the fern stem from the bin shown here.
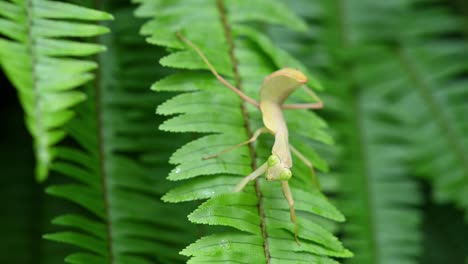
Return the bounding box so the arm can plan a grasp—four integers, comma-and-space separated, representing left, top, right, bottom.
396, 46, 468, 179
217, 0, 242, 89
216, 0, 270, 262
335, 0, 380, 262
95, 41, 114, 264
26, 0, 46, 179
336, 0, 351, 47
94, 1, 114, 261
350, 90, 380, 263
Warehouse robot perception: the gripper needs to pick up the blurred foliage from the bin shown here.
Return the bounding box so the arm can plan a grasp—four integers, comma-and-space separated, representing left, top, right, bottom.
0, 0, 467, 263
1, 71, 74, 264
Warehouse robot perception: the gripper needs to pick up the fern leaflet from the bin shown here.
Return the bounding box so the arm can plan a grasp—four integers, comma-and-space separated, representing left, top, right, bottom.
0, 0, 112, 181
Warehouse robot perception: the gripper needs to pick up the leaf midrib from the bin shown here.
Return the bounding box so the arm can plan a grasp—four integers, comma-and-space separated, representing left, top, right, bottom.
335, 0, 380, 262
94, 5, 114, 262
26, 0, 46, 179
216, 0, 270, 263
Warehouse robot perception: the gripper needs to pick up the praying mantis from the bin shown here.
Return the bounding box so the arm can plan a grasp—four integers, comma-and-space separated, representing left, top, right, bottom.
177, 33, 324, 244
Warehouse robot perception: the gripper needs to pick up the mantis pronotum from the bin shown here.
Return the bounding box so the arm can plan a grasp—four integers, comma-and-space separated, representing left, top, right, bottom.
177, 33, 323, 244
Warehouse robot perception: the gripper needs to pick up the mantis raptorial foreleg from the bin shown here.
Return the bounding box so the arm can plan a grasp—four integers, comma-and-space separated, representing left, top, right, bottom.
235, 164, 300, 245
203, 127, 269, 160
281, 181, 300, 244
233, 162, 268, 192
290, 144, 320, 189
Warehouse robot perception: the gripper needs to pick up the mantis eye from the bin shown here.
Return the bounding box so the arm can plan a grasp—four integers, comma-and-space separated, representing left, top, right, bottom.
279, 168, 292, 181
267, 155, 280, 167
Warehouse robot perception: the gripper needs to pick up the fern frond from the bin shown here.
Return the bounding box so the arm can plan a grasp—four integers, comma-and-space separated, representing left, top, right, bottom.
137, 0, 351, 262
336, 78, 423, 264
325, 0, 468, 259
44, 7, 197, 263
266, 1, 424, 263
387, 0, 468, 218
0, 0, 113, 181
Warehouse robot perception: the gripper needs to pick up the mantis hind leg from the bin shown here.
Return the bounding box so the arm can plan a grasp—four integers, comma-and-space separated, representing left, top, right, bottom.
290, 144, 321, 190
203, 127, 269, 160
281, 181, 300, 245
176, 32, 259, 108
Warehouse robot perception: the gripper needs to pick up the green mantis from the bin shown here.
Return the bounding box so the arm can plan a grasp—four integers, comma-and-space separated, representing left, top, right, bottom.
177, 33, 324, 244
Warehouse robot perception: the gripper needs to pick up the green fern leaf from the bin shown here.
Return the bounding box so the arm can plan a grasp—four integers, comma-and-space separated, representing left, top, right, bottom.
266, 1, 425, 263
355, 0, 468, 219
0, 0, 112, 181
394, 1, 468, 217
138, 0, 351, 262
43, 7, 198, 263
337, 89, 423, 264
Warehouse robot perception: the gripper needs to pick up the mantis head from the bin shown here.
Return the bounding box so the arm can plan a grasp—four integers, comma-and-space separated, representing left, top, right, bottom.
266, 155, 292, 181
